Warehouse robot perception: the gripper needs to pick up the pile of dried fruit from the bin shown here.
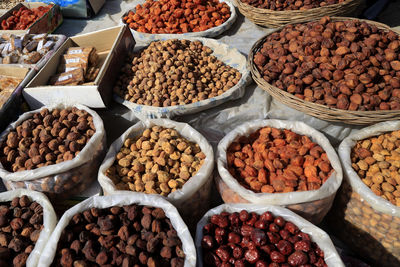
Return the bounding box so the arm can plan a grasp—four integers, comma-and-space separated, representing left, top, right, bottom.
51, 204, 185, 266
201, 210, 327, 266
0, 107, 95, 172
106, 126, 206, 196
241, 0, 345, 10
114, 39, 241, 107
0, 0, 25, 10
123, 0, 231, 34
0, 195, 43, 267
351, 130, 400, 206
254, 16, 400, 111
227, 127, 333, 193
1, 5, 52, 30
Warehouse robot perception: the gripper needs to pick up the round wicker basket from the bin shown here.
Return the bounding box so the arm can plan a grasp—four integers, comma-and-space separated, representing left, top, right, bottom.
249, 17, 400, 125
236, 0, 363, 28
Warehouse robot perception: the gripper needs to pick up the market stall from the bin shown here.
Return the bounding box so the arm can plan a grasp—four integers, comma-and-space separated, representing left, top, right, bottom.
0, 0, 399, 266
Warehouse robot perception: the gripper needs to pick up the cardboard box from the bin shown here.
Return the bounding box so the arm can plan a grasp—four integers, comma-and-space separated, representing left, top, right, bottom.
0, 65, 35, 132
61, 0, 105, 18
23, 25, 135, 109
0, 3, 63, 34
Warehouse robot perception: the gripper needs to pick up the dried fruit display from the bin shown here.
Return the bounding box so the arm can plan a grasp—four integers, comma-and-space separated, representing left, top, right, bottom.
240, 0, 345, 10
351, 130, 400, 206
0, 195, 44, 267
123, 0, 231, 34
0, 107, 96, 172
227, 127, 333, 193
253, 16, 400, 111
0, 75, 23, 109
114, 39, 241, 107
1, 5, 52, 30
106, 125, 206, 196
51, 204, 185, 267
201, 210, 327, 266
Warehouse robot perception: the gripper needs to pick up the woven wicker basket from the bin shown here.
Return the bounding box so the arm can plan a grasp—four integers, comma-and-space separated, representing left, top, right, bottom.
236, 0, 363, 28
249, 17, 400, 125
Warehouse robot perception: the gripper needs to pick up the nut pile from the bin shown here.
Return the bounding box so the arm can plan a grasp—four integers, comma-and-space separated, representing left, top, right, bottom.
254, 16, 400, 111
0, 195, 44, 267
106, 126, 206, 196
113, 39, 242, 107
241, 0, 344, 10
51, 204, 185, 267
0, 107, 95, 172
123, 0, 231, 34
227, 127, 333, 193
201, 210, 327, 266
351, 130, 400, 206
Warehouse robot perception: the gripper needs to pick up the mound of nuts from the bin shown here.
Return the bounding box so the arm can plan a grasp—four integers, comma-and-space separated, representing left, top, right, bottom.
113, 39, 242, 107
240, 0, 345, 10
0, 195, 44, 267
123, 0, 231, 34
0, 108, 95, 172
52, 204, 185, 267
201, 210, 327, 266
254, 16, 400, 111
227, 127, 333, 193
351, 130, 400, 206
106, 126, 206, 196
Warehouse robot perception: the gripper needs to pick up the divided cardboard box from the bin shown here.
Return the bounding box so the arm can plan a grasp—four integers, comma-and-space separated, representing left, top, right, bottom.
23, 25, 135, 109
0, 2, 63, 34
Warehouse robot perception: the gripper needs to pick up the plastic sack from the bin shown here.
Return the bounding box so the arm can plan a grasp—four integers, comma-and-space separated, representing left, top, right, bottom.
217, 119, 343, 224
0, 104, 106, 198
98, 119, 214, 227
38, 192, 196, 267
0, 189, 57, 267
114, 37, 251, 119
119, 0, 237, 43
26, 0, 79, 8
328, 121, 400, 266
195, 203, 344, 267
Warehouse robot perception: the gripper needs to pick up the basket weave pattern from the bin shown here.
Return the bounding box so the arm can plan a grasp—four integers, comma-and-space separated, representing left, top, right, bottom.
236, 0, 363, 27
249, 17, 400, 125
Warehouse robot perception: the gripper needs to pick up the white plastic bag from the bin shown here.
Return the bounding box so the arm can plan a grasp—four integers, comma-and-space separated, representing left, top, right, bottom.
114, 37, 252, 119
38, 192, 196, 267
0, 188, 57, 267
195, 203, 344, 267
98, 119, 214, 226
119, 0, 237, 43
0, 104, 106, 197
333, 121, 400, 266
217, 119, 343, 223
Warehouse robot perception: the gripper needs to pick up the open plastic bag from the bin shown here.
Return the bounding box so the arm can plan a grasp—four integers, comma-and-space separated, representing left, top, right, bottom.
0, 189, 57, 267
217, 119, 343, 224
98, 119, 214, 227
195, 203, 344, 267
328, 121, 400, 266
0, 104, 106, 198
114, 36, 252, 119
38, 192, 196, 267
119, 0, 237, 43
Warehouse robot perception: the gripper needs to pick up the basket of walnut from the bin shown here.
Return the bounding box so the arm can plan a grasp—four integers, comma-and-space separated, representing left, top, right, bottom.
216, 119, 342, 224
327, 121, 400, 267
250, 16, 400, 125
0, 104, 106, 199
236, 0, 362, 28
